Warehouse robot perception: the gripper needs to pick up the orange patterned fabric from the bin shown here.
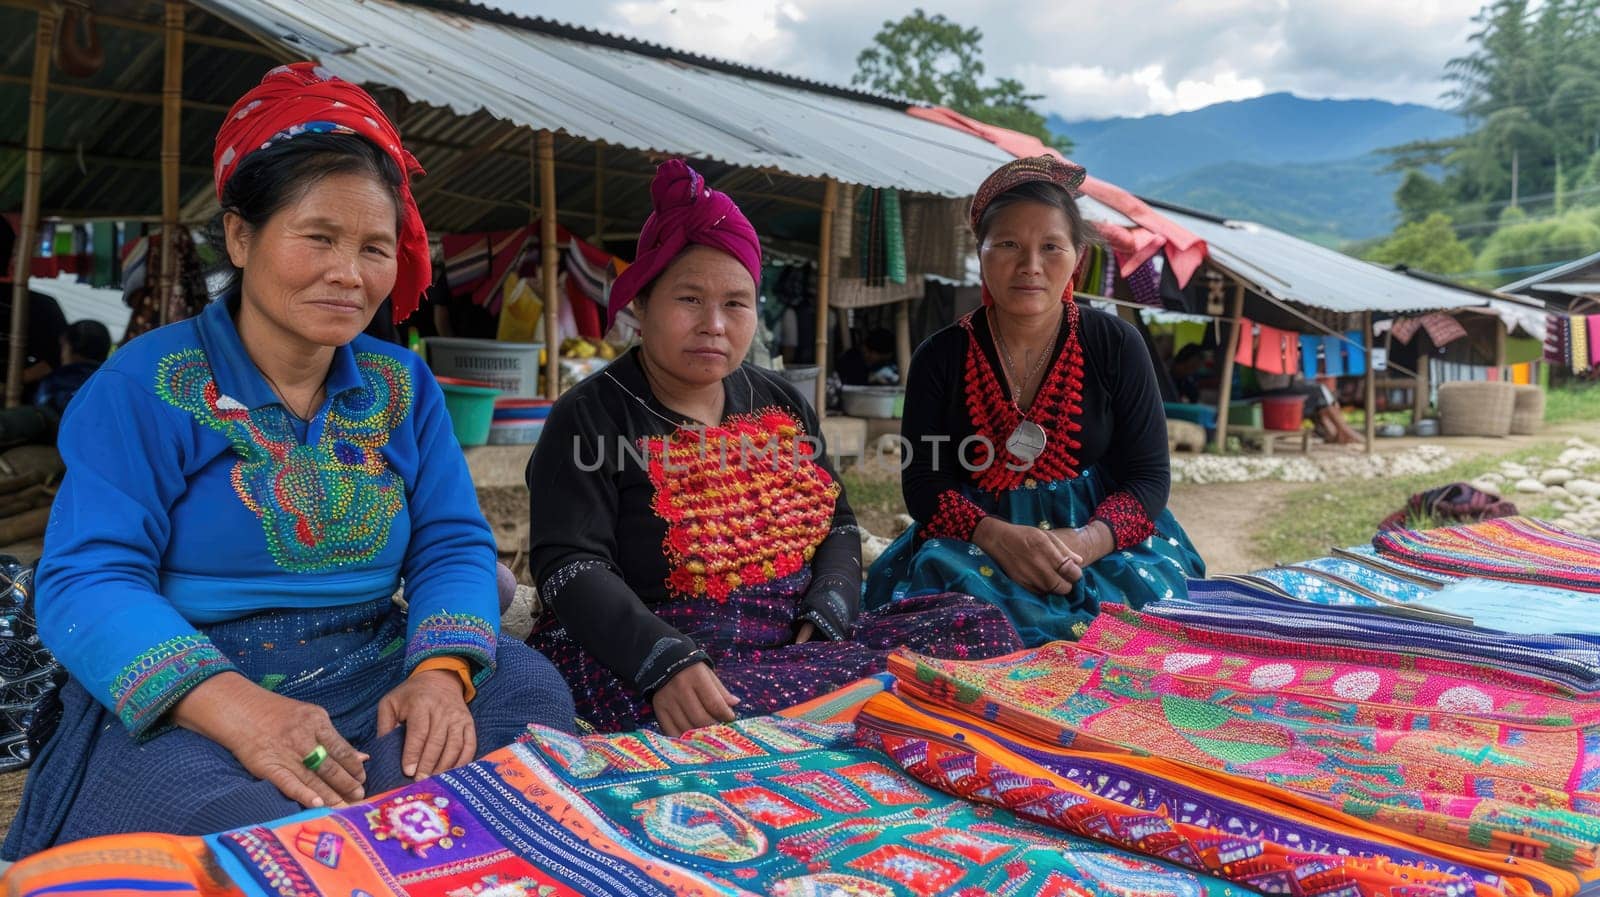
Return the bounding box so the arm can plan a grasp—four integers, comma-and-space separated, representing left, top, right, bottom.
1, 833, 242, 897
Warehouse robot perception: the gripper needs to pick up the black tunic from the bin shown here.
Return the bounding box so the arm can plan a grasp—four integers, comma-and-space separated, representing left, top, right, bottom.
900, 301, 1171, 548
526, 349, 860, 697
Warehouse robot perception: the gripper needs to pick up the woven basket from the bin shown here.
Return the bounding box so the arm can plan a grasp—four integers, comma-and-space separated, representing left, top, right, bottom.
1437, 381, 1516, 437
1511, 385, 1546, 435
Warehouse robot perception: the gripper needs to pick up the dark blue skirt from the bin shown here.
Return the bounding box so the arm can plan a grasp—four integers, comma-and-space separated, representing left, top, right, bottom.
2, 597, 574, 859
863, 468, 1205, 646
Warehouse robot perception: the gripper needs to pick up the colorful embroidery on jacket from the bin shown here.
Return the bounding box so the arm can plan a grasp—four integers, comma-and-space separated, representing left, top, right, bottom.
154, 349, 413, 572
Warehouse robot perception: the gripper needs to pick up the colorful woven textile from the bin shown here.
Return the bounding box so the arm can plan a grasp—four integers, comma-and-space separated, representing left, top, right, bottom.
887, 627, 1600, 870
1155, 580, 1600, 694
49, 718, 1237, 896
1373, 518, 1600, 594
857, 691, 1570, 897
1, 833, 244, 897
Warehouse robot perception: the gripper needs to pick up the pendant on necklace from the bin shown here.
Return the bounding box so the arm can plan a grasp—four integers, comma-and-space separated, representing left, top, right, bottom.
1006, 420, 1048, 464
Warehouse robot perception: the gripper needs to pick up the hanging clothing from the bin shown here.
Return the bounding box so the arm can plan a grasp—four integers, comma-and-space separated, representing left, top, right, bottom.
854, 187, 908, 286
1344, 331, 1368, 375
1233, 320, 1301, 375
121, 228, 207, 343
863, 303, 1204, 646
526, 350, 1021, 731
4, 297, 574, 857
1299, 334, 1320, 379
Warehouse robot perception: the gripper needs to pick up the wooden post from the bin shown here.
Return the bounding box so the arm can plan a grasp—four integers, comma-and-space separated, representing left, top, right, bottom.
1212, 283, 1246, 453
539, 131, 559, 400
592, 143, 606, 245
1412, 330, 1431, 423
1493, 317, 1507, 378
5, 7, 55, 408
1364, 311, 1377, 453
157, 0, 184, 327
814, 179, 838, 415
894, 300, 912, 385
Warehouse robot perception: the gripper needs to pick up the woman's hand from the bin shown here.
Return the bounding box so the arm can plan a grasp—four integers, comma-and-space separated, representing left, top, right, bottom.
172, 671, 369, 809
651, 662, 740, 737
1052, 522, 1114, 572
973, 518, 1081, 597
377, 669, 477, 781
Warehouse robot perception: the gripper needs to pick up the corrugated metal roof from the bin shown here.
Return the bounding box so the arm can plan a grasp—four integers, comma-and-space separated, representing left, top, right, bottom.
190, 0, 1019, 197
1149, 202, 1487, 315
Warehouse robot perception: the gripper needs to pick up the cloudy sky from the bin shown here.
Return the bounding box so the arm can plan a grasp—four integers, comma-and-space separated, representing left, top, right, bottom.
493, 0, 1484, 120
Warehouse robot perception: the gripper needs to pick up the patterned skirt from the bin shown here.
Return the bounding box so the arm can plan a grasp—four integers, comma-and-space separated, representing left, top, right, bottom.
2, 598, 574, 859
530, 586, 1022, 733
862, 468, 1205, 646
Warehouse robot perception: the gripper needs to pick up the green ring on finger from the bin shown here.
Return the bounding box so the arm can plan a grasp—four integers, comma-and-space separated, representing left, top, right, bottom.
302, 744, 329, 772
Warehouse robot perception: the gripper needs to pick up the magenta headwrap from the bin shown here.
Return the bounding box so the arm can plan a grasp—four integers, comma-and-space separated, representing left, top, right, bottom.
607, 159, 762, 324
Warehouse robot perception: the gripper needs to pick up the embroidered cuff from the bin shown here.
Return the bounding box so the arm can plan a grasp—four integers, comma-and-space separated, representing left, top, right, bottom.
411, 655, 477, 702
407, 612, 497, 686
798, 573, 858, 640
634, 635, 710, 698
922, 490, 989, 542
1091, 491, 1157, 549
112, 634, 238, 740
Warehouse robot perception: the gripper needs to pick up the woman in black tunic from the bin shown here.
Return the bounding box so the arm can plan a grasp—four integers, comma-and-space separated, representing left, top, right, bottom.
526, 160, 1021, 735
864, 156, 1205, 646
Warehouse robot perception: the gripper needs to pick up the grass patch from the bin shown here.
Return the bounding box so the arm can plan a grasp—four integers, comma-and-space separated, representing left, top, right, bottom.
1544, 382, 1600, 425
1255, 443, 1566, 564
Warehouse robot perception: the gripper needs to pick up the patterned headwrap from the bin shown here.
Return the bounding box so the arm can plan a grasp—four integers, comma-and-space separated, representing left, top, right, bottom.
214, 62, 430, 323
970, 156, 1089, 306
607, 159, 762, 325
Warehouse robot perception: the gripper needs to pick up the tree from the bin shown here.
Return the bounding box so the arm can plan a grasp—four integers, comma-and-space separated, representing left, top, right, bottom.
1477, 206, 1600, 275
854, 10, 1073, 153
1394, 170, 1454, 224
1365, 213, 1477, 276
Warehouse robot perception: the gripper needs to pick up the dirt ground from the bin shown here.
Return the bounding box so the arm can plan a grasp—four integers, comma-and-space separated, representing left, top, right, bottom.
1166, 479, 1300, 574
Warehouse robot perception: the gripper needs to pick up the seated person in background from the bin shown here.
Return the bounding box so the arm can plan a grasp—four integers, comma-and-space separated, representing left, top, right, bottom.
3, 63, 573, 860
526, 159, 1022, 736
1169, 344, 1208, 404
0, 288, 68, 402
33, 320, 112, 415
1255, 371, 1363, 444
837, 327, 898, 385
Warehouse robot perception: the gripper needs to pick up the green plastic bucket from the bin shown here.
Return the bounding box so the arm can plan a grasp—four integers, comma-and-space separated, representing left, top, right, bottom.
438, 378, 501, 447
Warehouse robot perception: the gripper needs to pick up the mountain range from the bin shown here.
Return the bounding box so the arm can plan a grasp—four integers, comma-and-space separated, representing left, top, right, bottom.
1049, 93, 1466, 245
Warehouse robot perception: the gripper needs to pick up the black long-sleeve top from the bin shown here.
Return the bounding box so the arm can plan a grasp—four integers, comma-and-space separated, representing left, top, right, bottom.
900, 301, 1170, 548
527, 349, 860, 697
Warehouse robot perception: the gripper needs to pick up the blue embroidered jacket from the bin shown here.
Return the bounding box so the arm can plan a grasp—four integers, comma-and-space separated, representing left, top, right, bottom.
36, 299, 499, 738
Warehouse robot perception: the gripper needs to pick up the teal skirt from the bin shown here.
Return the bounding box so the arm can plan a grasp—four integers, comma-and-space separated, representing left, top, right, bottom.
863, 468, 1205, 646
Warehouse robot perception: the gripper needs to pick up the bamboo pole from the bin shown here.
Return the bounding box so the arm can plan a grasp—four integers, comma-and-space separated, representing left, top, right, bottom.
539, 131, 559, 400
592, 143, 606, 244
157, 0, 184, 328
1412, 330, 1431, 423
6, 7, 55, 409
0, 74, 231, 112
894, 300, 912, 386
1212, 283, 1246, 453
814, 179, 839, 415
1364, 311, 1377, 453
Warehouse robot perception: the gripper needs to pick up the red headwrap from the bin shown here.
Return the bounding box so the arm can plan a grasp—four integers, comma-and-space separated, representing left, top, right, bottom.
214, 62, 430, 323
607, 159, 762, 325
971, 156, 1088, 307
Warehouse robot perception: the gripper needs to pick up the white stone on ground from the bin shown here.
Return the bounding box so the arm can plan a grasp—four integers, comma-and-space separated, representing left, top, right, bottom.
1515, 478, 1547, 494
1540, 468, 1575, 486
